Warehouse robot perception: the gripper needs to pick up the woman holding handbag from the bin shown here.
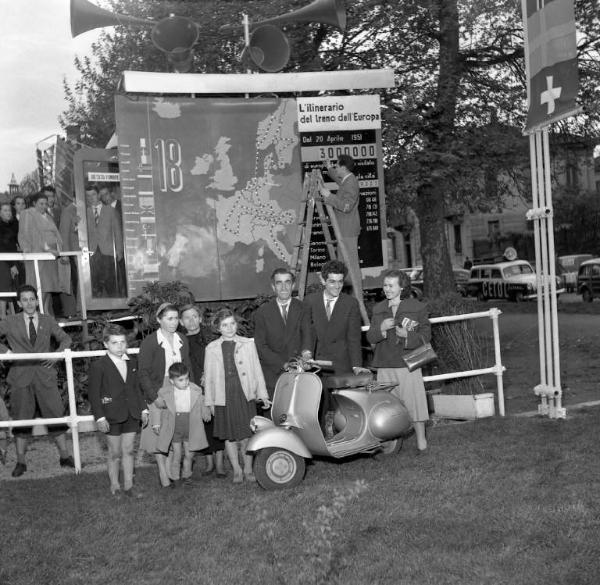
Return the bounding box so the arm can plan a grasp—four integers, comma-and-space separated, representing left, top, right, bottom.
367, 269, 431, 453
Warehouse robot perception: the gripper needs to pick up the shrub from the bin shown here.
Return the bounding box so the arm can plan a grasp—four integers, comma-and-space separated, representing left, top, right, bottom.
426, 293, 491, 394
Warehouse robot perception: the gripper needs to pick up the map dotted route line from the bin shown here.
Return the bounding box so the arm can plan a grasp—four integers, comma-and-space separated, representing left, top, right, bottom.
221, 108, 297, 261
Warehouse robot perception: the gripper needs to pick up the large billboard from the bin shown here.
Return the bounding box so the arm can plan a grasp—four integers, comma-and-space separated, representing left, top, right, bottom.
102, 95, 387, 302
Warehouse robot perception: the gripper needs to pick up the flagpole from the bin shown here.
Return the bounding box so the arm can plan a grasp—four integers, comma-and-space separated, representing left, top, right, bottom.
521, 0, 577, 419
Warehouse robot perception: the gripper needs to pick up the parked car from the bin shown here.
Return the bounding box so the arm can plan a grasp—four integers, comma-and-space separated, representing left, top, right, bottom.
467, 260, 564, 302
558, 254, 593, 293
577, 258, 600, 302
400, 266, 470, 299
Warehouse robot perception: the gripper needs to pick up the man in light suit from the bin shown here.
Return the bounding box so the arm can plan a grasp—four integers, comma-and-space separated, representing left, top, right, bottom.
253, 268, 308, 402
86, 186, 123, 297
319, 154, 363, 300
0, 284, 73, 477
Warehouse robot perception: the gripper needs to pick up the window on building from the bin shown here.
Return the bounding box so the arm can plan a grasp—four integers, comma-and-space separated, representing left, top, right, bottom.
488, 220, 500, 241
566, 163, 578, 188
453, 224, 462, 254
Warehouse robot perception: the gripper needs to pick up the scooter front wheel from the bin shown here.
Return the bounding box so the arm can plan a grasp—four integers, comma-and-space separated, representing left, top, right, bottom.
254, 447, 306, 490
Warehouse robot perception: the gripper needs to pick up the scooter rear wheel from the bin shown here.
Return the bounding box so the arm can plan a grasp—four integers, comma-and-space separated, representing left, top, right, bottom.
254, 447, 306, 490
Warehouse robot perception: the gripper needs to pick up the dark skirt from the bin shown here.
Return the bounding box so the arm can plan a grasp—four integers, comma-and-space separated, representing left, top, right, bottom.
201, 416, 225, 453
213, 341, 256, 441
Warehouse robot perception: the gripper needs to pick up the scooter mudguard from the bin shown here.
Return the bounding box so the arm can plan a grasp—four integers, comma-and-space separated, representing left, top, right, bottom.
246, 427, 313, 459
250, 415, 276, 433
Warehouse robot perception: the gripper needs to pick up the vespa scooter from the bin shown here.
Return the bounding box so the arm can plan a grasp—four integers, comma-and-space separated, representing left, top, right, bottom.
247, 359, 412, 490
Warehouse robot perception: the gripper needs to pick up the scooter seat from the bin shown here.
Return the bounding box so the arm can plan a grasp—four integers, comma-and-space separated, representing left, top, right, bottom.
325, 373, 373, 389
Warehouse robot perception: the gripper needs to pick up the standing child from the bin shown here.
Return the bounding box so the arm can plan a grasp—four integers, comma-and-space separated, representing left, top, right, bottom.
88, 324, 149, 496
204, 308, 271, 484
151, 362, 210, 486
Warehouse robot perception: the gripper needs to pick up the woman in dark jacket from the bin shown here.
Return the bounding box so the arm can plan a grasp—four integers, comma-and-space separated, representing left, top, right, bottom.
138, 302, 192, 488
367, 269, 431, 453
0, 202, 20, 318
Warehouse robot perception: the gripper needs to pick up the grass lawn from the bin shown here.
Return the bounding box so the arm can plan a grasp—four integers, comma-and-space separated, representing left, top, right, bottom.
2, 407, 600, 585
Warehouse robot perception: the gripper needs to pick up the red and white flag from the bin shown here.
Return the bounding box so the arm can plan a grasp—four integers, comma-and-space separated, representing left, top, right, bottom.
522, 0, 579, 133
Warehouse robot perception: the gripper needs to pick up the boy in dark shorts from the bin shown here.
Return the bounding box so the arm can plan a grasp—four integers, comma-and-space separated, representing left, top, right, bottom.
88, 324, 148, 496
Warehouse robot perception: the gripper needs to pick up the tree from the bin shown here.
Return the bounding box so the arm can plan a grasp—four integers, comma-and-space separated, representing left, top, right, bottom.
19, 171, 39, 197
62, 0, 600, 297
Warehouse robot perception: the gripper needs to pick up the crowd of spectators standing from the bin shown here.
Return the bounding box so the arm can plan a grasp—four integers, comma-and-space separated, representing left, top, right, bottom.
0, 258, 432, 494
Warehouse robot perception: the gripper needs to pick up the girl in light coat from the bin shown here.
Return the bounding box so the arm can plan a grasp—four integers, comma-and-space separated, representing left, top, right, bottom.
204, 308, 271, 484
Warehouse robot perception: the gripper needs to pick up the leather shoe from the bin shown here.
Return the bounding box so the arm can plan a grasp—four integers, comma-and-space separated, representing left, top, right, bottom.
12, 462, 27, 477
60, 456, 75, 468
215, 470, 227, 478
123, 488, 143, 499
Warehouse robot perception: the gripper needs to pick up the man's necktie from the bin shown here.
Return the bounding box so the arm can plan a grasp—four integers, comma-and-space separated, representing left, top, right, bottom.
326, 298, 333, 320
281, 304, 288, 325
94, 207, 99, 226
29, 317, 37, 346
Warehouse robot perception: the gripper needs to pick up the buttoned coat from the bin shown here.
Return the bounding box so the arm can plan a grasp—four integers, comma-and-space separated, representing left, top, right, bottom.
253, 297, 306, 394
88, 354, 146, 424
18, 207, 69, 293
366, 297, 431, 368
0, 312, 71, 386
150, 381, 208, 452
203, 335, 268, 407
301, 291, 362, 375
138, 331, 192, 404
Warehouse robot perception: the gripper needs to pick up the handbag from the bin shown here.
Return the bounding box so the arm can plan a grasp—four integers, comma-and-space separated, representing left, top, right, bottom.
403, 336, 437, 372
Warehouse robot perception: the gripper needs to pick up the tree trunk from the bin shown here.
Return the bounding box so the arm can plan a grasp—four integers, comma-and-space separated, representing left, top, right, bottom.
418, 0, 461, 299
417, 182, 454, 299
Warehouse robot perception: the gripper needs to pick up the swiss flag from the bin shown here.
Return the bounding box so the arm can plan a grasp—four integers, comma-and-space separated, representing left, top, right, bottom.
522, 0, 579, 132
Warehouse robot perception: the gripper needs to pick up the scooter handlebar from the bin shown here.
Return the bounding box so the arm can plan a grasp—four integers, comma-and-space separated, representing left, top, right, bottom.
307, 359, 333, 368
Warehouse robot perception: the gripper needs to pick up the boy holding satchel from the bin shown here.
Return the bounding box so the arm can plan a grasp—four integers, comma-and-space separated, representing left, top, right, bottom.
367, 269, 431, 453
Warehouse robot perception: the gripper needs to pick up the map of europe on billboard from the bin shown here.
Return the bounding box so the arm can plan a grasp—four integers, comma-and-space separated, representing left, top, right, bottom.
115, 96, 304, 300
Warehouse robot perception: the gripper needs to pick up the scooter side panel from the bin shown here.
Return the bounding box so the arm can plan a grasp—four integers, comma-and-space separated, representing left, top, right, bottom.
246, 427, 313, 459
271, 372, 329, 457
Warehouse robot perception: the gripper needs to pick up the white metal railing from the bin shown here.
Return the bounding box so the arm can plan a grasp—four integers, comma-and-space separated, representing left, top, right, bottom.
0, 308, 504, 474
363, 307, 505, 416
0, 347, 140, 473
0, 251, 87, 319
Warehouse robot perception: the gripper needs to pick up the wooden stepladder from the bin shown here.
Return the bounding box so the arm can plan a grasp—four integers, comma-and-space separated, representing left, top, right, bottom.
290, 169, 369, 326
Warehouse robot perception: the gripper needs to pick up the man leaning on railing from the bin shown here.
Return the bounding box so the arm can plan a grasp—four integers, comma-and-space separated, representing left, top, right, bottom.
0, 284, 74, 477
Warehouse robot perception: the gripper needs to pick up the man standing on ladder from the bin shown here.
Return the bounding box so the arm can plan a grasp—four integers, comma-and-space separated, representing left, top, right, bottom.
318, 154, 363, 301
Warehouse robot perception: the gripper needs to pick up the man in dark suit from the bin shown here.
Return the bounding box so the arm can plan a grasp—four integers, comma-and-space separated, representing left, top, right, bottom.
0, 284, 73, 477
301, 260, 369, 435
253, 268, 307, 401
86, 186, 123, 298
301, 259, 364, 375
